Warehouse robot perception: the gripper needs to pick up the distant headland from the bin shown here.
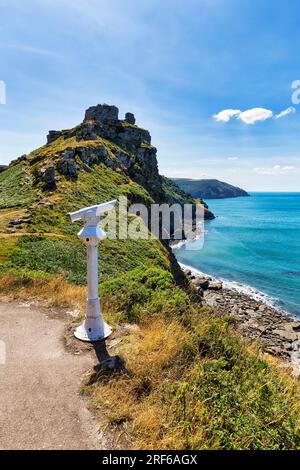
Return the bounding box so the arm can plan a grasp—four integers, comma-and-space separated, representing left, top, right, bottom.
172, 178, 249, 199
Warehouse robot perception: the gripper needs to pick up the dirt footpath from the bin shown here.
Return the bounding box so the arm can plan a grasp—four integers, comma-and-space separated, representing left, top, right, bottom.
0, 300, 107, 450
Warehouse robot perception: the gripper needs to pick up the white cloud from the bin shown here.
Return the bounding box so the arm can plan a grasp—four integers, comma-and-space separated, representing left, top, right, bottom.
227, 157, 239, 161
253, 165, 296, 175
238, 108, 273, 124
213, 109, 241, 122
214, 107, 273, 124
275, 106, 296, 119
215, 105, 297, 124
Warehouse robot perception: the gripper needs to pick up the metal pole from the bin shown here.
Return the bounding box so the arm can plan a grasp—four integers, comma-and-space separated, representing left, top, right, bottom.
69, 200, 116, 342
74, 237, 112, 342
87, 240, 99, 300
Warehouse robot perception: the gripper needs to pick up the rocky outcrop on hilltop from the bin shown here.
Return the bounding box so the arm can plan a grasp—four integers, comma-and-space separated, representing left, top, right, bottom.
44, 104, 162, 201
9, 104, 214, 221
173, 178, 249, 199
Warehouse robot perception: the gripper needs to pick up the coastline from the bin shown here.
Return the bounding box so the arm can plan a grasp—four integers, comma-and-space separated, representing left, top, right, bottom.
179, 261, 300, 375
179, 261, 293, 316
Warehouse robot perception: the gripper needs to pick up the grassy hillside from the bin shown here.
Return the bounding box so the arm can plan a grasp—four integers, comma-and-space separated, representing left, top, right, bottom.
1, 105, 300, 450
0, 160, 172, 284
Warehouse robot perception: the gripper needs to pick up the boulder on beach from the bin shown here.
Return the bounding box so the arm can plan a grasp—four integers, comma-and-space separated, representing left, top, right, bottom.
207, 280, 223, 291
192, 277, 210, 290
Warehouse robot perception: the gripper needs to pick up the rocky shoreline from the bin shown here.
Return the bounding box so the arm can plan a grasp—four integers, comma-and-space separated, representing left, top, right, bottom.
181, 264, 300, 375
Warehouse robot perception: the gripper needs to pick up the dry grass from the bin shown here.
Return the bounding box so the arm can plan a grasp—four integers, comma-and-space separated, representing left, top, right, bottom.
85, 311, 300, 450
87, 318, 189, 449
0, 273, 86, 311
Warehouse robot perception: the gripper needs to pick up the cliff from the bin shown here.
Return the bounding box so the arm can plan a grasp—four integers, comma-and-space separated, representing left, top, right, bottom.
172, 178, 249, 199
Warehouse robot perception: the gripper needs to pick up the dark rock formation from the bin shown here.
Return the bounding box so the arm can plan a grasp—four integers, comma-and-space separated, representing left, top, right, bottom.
9, 154, 28, 167
47, 130, 63, 144
172, 178, 249, 199
42, 165, 56, 191
0, 165, 7, 174
7, 212, 33, 230
57, 151, 78, 179
42, 105, 160, 198
125, 112, 136, 125
84, 104, 119, 124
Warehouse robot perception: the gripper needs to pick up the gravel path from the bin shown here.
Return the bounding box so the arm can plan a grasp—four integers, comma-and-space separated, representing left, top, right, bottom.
0, 300, 106, 450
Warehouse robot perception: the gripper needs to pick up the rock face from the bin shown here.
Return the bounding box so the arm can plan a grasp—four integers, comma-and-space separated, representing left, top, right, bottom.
172, 178, 249, 199
125, 112, 136, 125
47, 130, 63, 144
42, 165, 56, 190
57, 154, 78, 179
42, 104, 162, 199
84, 104, 119, 124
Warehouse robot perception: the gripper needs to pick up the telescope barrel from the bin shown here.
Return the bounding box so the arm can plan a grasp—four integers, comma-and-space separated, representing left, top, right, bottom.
96, 199, 117, 216
69, 200, 117, 223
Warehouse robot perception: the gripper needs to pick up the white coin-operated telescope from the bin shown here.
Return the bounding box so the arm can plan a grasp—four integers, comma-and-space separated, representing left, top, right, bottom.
69, 200, 117, 342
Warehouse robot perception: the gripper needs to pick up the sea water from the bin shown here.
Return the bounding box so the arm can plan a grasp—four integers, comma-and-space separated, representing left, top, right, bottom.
174, 193, 300, 316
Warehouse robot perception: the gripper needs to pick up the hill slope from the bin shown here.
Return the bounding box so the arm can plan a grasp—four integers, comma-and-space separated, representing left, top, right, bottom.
1, 105, 300, 450
0, 104, 214, 284
173, 178, 249, 199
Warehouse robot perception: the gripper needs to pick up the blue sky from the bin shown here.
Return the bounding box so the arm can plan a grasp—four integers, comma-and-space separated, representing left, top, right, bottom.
0, 0, 300, 191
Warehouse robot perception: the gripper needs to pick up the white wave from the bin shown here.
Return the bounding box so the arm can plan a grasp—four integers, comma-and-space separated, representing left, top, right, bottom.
171, 230, 209, 250
178, 262, 292, 316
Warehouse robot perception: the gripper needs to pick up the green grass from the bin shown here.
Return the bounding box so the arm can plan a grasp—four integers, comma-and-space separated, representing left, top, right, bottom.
8, 234, 170, 284
28, 163, 153, 236
101, 266, 188, 322
28, 134, 131, 164
0, 163, 37, 209
9, 236, 87, 284
2, 161, 170, 283
161, 175, 194, 205
0, 238, 18, 264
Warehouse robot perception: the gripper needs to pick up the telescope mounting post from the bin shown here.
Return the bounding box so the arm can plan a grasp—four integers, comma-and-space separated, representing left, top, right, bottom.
68, 200, 116, 342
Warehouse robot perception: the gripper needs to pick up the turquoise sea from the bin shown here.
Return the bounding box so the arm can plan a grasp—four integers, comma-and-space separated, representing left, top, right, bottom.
174, 193, 300, 316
